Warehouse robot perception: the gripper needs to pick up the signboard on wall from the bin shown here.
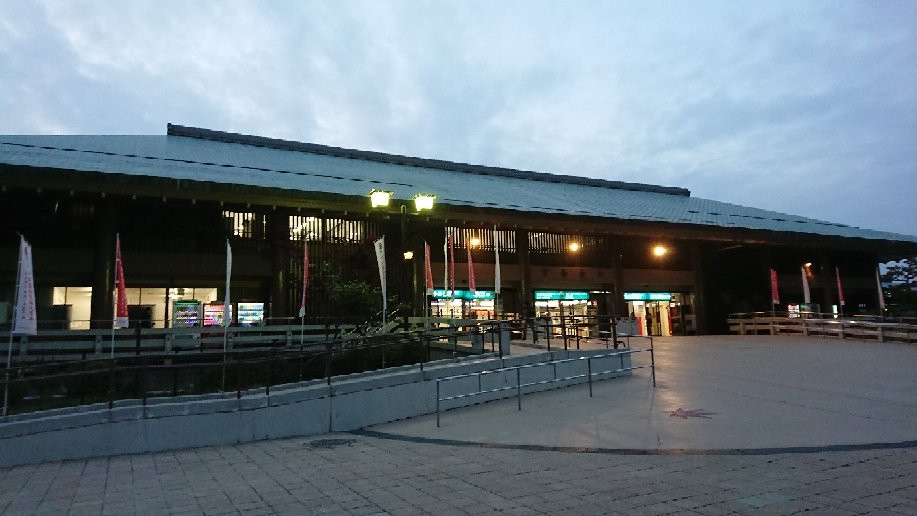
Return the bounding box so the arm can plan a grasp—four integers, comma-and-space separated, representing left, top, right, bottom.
534, 290, 590, 301
432, 289, 495, 300
623, 292, 672, 301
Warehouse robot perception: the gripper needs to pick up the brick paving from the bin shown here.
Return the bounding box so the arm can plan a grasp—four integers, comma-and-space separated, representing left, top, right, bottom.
2, 335, 915, 514
0, 433, 914, 515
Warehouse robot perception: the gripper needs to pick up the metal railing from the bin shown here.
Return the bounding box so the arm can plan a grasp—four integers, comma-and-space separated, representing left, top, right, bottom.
0, 323, 505, 417
435, 342, 655, 427
727, 312, 917, 344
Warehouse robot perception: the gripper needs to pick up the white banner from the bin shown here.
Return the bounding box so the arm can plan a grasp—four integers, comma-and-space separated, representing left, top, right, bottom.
374, 236, 387, 314
443, 238, 449, 295
876, 266, 886, 314
12, 236, 37, 336
493, 226, 501, 294
223, 240, 232, 327
801, 265, 811, 305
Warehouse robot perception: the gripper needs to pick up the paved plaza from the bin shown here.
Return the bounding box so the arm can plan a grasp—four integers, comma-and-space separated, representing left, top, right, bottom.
1, 335, 915, 514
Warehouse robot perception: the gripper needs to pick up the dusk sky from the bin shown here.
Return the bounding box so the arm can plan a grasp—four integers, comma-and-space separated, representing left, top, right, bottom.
1, 1, 915, 236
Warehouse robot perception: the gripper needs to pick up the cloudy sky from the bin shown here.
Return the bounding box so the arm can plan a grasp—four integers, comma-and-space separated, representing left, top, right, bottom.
1, 1, 915, 235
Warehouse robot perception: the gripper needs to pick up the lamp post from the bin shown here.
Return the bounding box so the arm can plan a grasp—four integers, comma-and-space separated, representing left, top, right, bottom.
369, 191, 436, 319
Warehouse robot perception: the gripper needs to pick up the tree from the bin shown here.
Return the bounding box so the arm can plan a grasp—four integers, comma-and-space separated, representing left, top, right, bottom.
882, 257, 917, 317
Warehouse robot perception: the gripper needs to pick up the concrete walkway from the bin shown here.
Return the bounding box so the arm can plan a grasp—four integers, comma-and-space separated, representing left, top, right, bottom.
0, 335, 914, 514
377, 335, 917, 450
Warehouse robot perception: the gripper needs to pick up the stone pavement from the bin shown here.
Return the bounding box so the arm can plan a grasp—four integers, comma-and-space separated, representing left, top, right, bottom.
0, 434, 913, 515
0, 335, 915, 515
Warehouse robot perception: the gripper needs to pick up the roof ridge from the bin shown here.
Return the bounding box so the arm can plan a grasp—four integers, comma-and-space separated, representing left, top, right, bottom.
166, 123, 691, 197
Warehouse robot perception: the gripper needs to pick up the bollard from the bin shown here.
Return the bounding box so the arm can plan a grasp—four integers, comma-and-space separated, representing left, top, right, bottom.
516, 368, 522, 411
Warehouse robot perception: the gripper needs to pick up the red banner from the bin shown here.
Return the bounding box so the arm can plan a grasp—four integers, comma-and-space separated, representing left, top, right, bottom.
424, 241, 434, 291
467, 246, 476, 294
835, 266, 845, 307
770, 268, 780, 305
115, 235, 128, 328
448, 235, 455, 294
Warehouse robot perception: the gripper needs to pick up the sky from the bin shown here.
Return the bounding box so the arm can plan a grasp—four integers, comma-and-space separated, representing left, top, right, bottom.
1, 0, 915, 236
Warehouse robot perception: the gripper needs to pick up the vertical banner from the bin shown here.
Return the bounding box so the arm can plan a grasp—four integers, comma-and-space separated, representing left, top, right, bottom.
875, 266, 886, 315
424, 241, 434, 294
448, 235, 455, 297
374, 236, 387, 324
223, 240, 232, 327
835, 266, 845, 308
114, 234, 129, 329
12, 236, 37, 336
494, 226, 501, 295
801, 265, 811, 304
467, 245, 476, 295
299, 243, 309, 318
442, 238, 449, 296
769, 268, 780, 305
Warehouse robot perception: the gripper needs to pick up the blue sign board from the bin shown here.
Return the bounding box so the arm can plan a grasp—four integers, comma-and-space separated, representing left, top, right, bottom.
623, 292, 672, 301
534, 290, 590, 301
432, 289, 495, 300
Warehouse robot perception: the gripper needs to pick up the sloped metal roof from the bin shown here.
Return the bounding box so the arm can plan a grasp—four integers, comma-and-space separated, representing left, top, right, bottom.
0, 128, 914, 244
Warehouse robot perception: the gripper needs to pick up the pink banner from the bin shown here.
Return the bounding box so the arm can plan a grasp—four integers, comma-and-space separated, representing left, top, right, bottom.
114, 235, 128, 328
770, 268, 780, 305
835, 266, 845, 307
448, 236, 455, 295
424, 241, 434, 292
467, 246, 476, 294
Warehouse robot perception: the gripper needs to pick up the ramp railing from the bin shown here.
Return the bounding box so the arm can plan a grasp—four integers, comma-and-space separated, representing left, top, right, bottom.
435, 342, 655, 427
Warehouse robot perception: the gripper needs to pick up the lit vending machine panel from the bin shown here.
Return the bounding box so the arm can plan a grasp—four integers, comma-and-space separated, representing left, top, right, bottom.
237, 302, 265, 326
203, 303, 228, 327
172, 301, 202, 327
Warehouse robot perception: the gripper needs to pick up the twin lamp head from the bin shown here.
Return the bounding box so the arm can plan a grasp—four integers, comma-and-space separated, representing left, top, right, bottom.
369, 190, 436, 212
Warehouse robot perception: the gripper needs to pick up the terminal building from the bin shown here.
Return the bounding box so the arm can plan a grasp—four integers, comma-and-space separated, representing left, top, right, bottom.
1, 124, 915, 335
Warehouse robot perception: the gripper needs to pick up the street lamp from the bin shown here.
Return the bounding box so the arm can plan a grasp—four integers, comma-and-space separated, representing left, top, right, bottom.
413, 194, 436, 212
652, 245, 668, 257
369, 190, 392, 208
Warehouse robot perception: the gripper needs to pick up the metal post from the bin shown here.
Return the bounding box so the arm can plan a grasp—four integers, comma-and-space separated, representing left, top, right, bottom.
545, 318, 551, 352
236, 357, 242, 399
266, 349, 274, 396
325, 342, 332, 385
436, 380, 441, 428
587, 357, 593, 398
516, 368, 522, 411
140, 359, 147, 406
649, 337, 656, 388
107, 359, 116, 409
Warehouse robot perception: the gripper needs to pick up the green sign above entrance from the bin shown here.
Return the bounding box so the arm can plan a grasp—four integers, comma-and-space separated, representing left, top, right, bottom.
624, 292, 672, 301
432, 289, 495, 300
534, 290, 590, 301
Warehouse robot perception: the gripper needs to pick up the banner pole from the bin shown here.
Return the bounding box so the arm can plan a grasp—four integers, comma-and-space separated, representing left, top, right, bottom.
111, 234, 118, 360
4, 238, 24, 418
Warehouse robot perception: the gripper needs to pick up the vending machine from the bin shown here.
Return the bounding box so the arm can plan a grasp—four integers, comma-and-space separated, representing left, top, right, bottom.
237, 302, 265, 326
172, 300, 202, 327
203, 302, 229, 327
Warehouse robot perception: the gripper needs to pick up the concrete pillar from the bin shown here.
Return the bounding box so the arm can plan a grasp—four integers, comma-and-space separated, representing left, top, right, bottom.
89, 202, 116, 329
691, 242, 709, 335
